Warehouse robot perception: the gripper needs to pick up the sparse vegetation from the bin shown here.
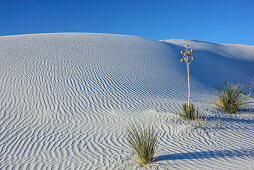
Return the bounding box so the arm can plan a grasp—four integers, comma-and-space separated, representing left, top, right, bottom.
213, 81, 251, 114
181, 103, 196, 119
194, 110, 208, 129
126, 123, 158, 165
180, 104, 208, 128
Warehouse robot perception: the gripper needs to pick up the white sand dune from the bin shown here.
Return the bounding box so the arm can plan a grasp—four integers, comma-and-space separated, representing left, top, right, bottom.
0, 33, 253, 169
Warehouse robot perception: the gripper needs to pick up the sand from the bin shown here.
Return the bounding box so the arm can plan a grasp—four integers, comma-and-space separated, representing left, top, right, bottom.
0, 33, 253, 169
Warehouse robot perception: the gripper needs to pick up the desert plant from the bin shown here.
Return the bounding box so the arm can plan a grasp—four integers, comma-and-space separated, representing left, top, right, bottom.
126, 123, 158, 165
180, 39, 194, 108
181, 103, 196, 119
180, 104, 208, 128
213, 81, 250, 113
193, 110, 208, 129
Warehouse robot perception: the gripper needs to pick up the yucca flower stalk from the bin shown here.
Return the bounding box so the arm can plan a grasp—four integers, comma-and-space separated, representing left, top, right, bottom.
180, 39, 194, 108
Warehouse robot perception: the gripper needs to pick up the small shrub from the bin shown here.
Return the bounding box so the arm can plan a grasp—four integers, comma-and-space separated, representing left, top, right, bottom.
126, 123, 158, 165
213, 81, 250, 114
181, 103, 195, 119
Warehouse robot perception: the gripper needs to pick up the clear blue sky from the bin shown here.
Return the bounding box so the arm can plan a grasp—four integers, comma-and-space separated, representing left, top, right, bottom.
1, 0, 254, 45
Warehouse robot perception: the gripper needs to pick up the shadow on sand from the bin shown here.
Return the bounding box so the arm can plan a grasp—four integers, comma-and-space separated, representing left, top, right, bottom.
156, 148, 254, 161
238, 108, 254, 113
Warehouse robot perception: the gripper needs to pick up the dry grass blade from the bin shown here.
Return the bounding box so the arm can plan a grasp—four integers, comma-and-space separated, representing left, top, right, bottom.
194, 110, 209, 129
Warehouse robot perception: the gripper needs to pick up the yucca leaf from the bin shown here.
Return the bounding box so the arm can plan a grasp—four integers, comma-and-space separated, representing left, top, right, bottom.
213, 81, 251, 113
126, 123, 158, 165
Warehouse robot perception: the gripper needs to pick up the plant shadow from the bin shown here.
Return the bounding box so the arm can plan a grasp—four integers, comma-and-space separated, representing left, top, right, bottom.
238, 108, 254, 113
156, 148, 254, 161
207, 115, 254, 125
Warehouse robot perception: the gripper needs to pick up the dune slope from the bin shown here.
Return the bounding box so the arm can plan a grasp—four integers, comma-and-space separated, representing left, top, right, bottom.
0, 33, 253, 169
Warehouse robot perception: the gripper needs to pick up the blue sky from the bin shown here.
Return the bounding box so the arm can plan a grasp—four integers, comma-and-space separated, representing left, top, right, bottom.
1, 0, 254, 45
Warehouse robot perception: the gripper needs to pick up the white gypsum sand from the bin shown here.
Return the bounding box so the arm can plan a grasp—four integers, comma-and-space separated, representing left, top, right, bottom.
0, 33, 254, 169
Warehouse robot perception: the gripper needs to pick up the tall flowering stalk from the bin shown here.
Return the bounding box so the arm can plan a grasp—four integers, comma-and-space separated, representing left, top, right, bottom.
180, 39, 194, 108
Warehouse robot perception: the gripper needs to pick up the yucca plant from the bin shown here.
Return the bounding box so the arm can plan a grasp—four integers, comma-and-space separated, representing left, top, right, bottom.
126, 123, 158, 165
213, 81, 250, 113
181, 103, 196, 119
180, 39, 194, 109
180, 39, 195, 118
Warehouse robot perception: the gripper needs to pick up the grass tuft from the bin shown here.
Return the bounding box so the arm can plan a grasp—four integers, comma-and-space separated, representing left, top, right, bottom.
180, 104, 208, 128
181, 103, 196, 119
213, 81, 250, 114
126, 123, 158, 165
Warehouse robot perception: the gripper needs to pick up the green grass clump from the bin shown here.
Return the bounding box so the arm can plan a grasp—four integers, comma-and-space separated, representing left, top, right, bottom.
213, 81, 250, 114
126, 123, 158, 165
181, 103, 196, 119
